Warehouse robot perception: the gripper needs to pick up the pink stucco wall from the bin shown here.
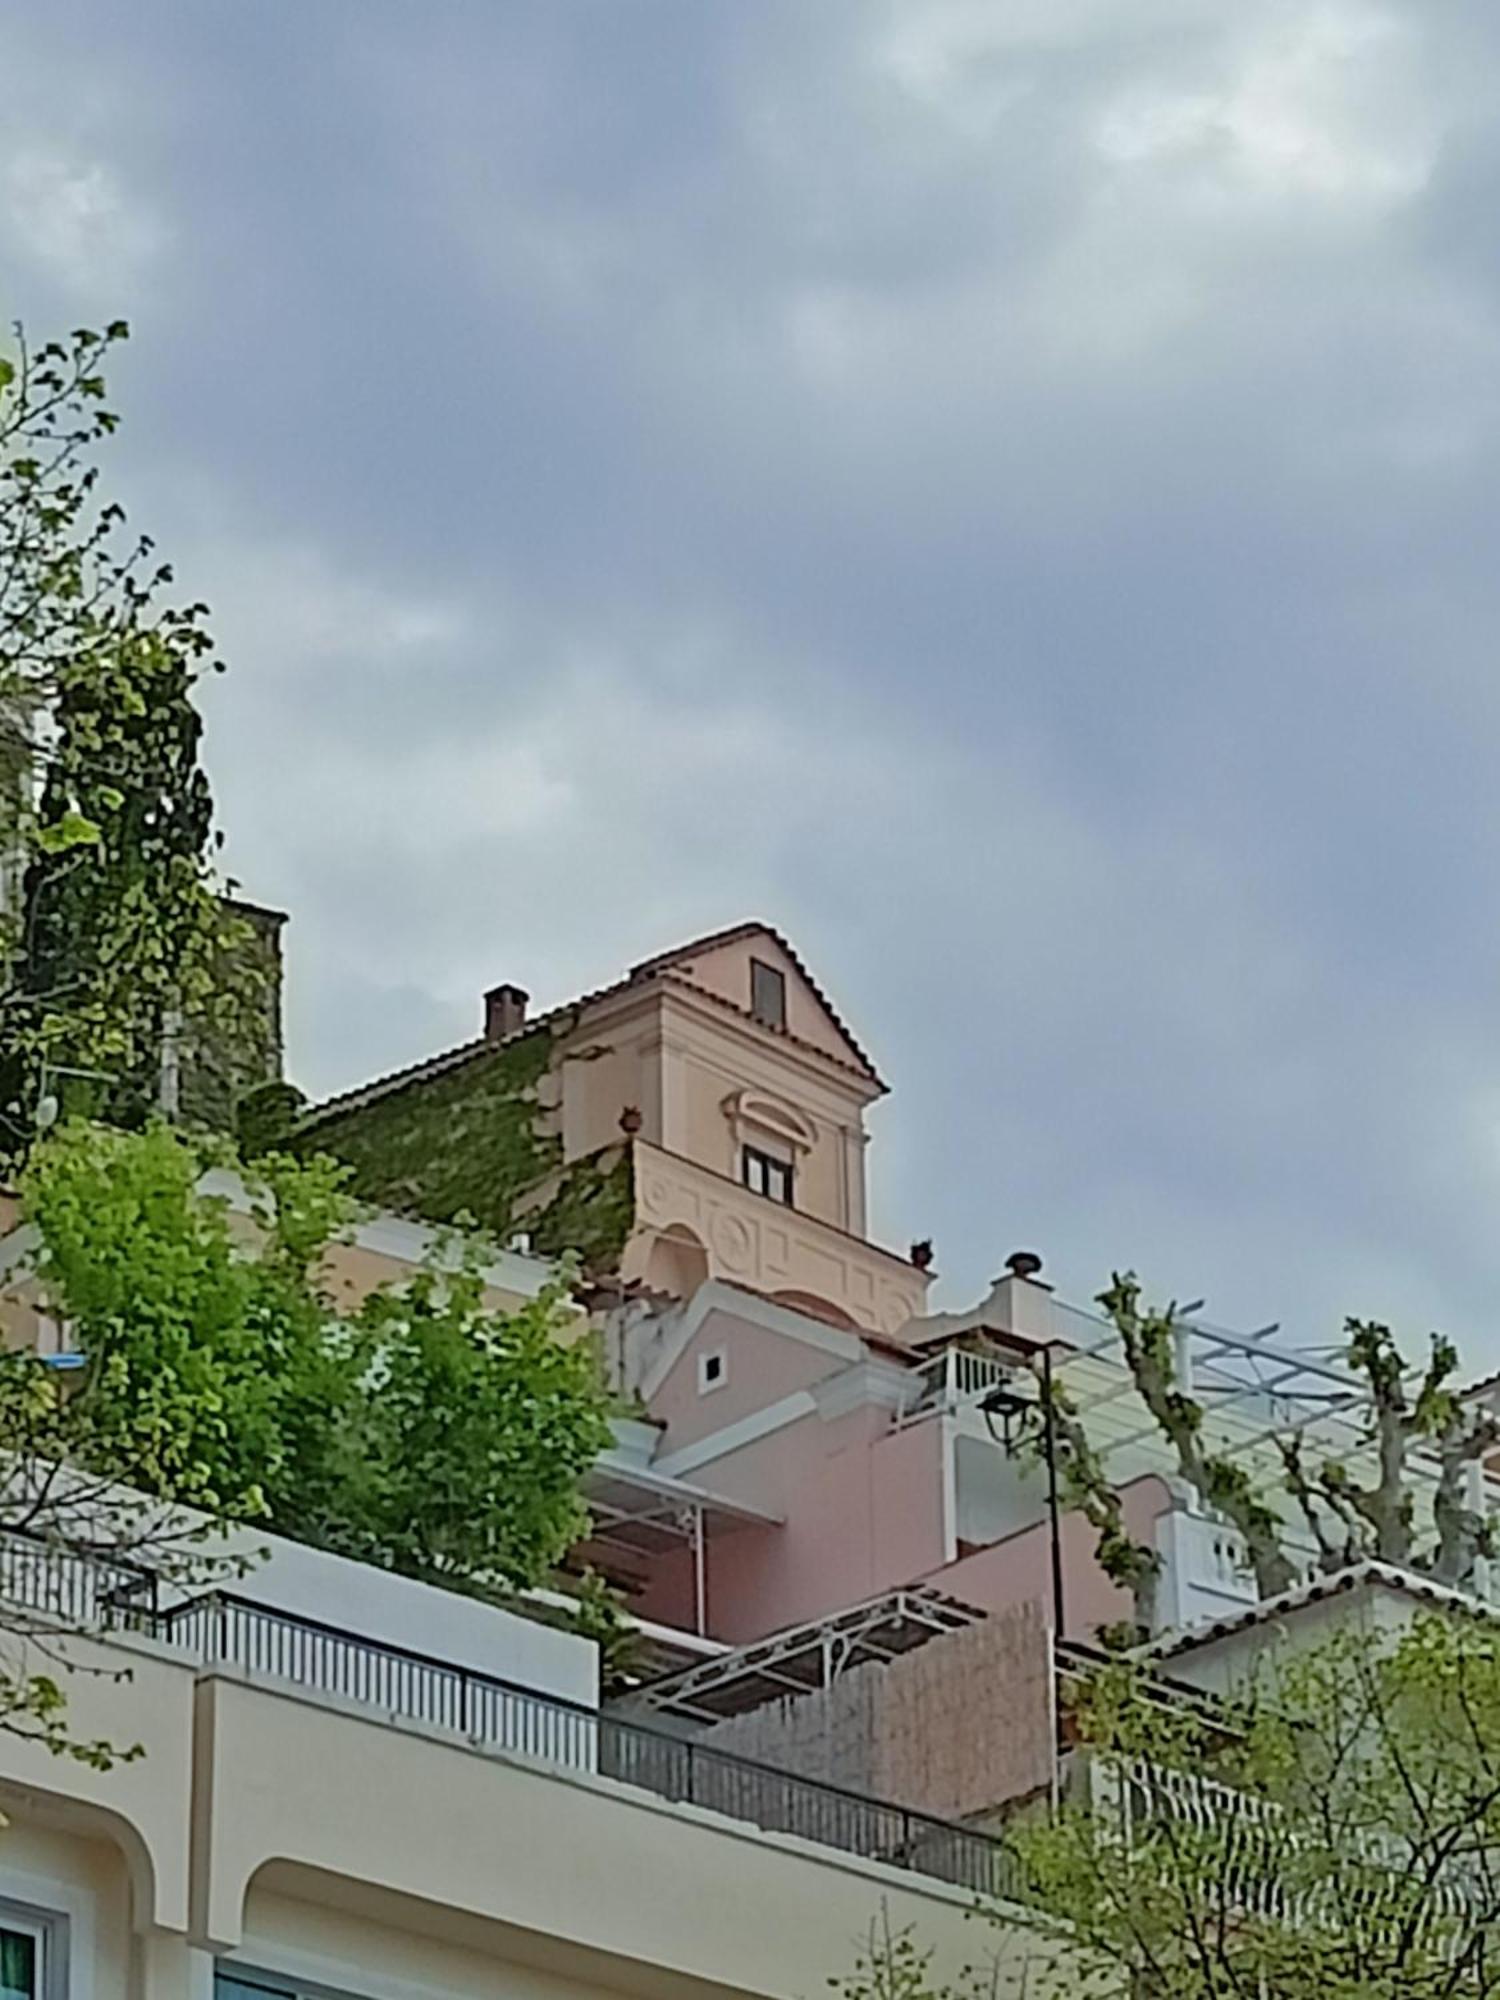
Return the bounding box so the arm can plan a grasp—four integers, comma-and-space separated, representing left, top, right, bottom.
626, 1422, 1172, 1649
648, 1406, 949, 1644
921, 1475, 1172, 1641
646, 1310, 853, 1454
663, 933, 868, 1076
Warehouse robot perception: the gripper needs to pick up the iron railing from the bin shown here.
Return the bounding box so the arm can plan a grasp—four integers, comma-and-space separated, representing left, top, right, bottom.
1091, 1754, 1477, 1952
0, 1524, 160, 1629
159, 1592, 1018, 1897
0, 1531, 1018, 1901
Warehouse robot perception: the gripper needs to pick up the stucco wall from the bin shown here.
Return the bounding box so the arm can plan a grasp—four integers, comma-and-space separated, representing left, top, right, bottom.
1163, 1576, 1433, 1698
627, 1142, 926, 1337
0, 1630, 1052, 2000
660, 1407, 948, 1644
197, 1673, 1028, 1997
663, 933, 870, 1076
221, 1528, 598, 1707
237, 1880, 624, 2000
927, 1475, 1172, 1644
645, 1305, 853, 1455
0, 1822, 134, 2000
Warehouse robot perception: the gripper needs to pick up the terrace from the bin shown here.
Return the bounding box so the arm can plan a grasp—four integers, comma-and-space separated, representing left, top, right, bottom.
0, 1528, 1020, 1903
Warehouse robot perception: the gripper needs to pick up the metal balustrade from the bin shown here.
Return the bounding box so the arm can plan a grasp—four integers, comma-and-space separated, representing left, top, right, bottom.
1097, 1754, 1477, 1952
0, 1528, 1019, 1902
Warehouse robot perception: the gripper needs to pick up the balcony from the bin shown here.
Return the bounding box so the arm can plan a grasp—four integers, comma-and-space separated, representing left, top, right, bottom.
626, 1140, 930, 1336
1071, 1750, 1475, 1950
895, 1345, 1020, 1426
0, 1530, 1017, 1903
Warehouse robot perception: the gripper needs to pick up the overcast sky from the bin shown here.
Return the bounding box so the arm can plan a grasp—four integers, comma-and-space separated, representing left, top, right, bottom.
6, 1, 1500, 1358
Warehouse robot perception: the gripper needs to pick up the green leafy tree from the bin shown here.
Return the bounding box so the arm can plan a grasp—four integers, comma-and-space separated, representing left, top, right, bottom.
16, 1119, 613, 1588
1009, 1612, 1500, 1996
836, 1614, 1500, 1999
0, 320, 259, 1156
310, 1241, 612, 1587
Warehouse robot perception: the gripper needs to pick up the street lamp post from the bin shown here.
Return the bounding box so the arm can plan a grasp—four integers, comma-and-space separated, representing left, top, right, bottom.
980, 1351, 1066, 1644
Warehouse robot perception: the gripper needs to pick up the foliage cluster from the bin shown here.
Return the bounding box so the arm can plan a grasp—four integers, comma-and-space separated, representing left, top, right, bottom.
304, 1029, 636, 1275
13, 1120, 614, 1592
836, 1613, 1500, 1999
0, 321, 261, 1157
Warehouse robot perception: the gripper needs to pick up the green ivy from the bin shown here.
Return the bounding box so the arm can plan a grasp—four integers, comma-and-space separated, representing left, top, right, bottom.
302, 1026, 636, 1276
527, 1143, 635, 1277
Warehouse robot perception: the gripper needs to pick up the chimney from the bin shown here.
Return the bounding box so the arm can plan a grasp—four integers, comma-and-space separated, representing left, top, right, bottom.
484, 982, 529, 1044
990, 1250, 1055, 1343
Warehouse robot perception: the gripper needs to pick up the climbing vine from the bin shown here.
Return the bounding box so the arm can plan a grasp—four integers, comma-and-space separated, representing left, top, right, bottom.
0, 319, 262, 1157
303, 1024, 636, 1276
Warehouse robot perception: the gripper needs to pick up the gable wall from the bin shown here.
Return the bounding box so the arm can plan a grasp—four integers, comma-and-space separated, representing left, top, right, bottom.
664, 932, 871, 1074
657, 991, 872, 1235
647, 1304, 858, 1454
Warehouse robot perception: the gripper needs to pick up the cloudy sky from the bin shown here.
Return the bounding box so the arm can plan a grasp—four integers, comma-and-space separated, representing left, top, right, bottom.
6, 1, 1500, 1357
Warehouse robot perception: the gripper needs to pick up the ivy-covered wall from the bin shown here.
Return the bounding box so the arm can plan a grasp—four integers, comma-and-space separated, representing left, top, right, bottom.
179, 897, 287, 1132
300, 1024, 636, 1276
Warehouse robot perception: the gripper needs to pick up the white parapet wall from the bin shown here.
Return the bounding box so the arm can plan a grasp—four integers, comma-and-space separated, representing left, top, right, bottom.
220, 1522, 599, 1708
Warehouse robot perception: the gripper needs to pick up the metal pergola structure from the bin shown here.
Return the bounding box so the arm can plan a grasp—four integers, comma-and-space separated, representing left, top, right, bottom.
623, 1585, 983, 1723
578, 1453, 781, 1638
1032, 1289, 1477, 1532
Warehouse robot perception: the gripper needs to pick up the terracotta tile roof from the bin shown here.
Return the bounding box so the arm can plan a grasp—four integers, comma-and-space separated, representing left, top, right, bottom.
304, 921, 883, 1127
1145, 1560, 1495, 1662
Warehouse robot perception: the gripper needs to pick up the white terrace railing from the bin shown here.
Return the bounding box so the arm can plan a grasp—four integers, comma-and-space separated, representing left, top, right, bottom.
896, 1346, 1019, 1425
1080, 1754, 1477, 1955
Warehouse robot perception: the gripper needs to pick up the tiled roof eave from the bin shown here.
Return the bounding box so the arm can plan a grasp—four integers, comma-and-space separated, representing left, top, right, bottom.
304, 922, 886, 1126
1145, 1559, 1499, 1663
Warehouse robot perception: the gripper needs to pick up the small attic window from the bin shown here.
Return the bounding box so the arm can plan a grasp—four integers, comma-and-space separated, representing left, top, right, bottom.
699, 1348, 728, 1394
750, 958, 786, 1031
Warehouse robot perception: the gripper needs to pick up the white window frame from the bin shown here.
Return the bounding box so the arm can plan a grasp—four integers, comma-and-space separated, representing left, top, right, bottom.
0, 1897, 69, 2000
697, 1347, 728, 1395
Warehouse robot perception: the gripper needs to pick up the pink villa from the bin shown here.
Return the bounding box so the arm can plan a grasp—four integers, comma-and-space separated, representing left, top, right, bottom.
6, 913, 1486, 1836
305, 920, 1259, 1659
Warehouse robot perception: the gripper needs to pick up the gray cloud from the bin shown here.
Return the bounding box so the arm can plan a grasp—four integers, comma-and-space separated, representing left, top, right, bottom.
6, 0, 1500, 1360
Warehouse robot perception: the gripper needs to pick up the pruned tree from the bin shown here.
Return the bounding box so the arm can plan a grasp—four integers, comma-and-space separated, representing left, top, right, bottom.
1041, 1275, 1500, 1643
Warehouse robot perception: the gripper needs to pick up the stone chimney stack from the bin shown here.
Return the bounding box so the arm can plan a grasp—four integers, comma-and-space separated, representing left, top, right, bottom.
484, 982, 529, 1044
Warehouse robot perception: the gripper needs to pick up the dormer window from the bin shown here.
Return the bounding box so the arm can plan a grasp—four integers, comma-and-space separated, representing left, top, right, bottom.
742, 1144, 794, 1206
750, 958, 786, 1031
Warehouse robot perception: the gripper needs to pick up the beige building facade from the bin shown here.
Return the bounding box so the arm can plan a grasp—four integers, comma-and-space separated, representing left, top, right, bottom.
309, 925, 933, 1338
0, 1549, 1036, 2000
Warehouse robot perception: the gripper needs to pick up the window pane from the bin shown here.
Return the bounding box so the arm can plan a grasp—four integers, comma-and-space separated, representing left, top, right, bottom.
0, 1932, 36, 2000
217, 1978, 296, 2000
742, 1146, 793, 1206
750, 960, 786, 1030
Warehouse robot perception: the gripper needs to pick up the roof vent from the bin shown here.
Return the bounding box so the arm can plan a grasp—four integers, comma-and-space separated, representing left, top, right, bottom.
1004, 1251, 1044, 1281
